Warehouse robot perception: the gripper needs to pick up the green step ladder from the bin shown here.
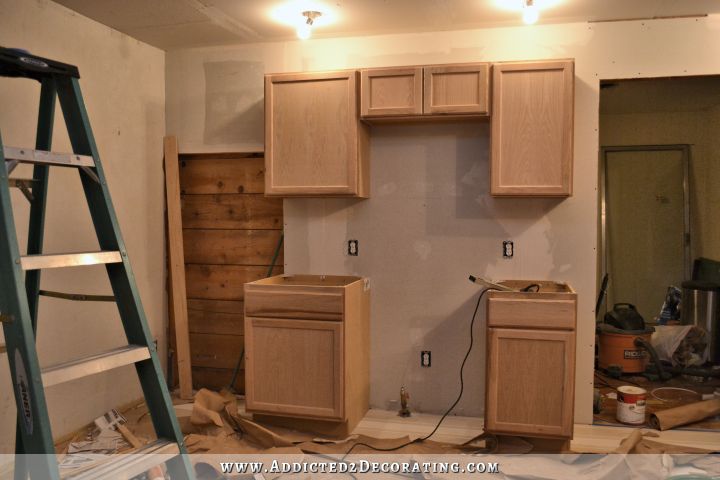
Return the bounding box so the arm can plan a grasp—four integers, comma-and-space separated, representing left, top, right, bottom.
0, 47, 194, 480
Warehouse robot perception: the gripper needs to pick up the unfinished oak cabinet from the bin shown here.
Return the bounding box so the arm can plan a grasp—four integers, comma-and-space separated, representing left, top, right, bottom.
265, 71, 369, 197
360, 63, 490, 119
244, 274, 369, 436
485, 281, 576, 439
360, 67, 423, 117
491, 60, 574, 196
423, 64, 490, 115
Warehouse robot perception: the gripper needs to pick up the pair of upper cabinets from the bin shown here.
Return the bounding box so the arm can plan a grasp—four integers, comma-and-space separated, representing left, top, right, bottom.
264, 59, 574, 198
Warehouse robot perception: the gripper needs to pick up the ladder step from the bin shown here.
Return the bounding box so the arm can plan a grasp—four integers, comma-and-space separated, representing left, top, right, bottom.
20, 251, 122, 270
41, 345, 150, 387
65, 439, 179, 480
3, 146, 95, 168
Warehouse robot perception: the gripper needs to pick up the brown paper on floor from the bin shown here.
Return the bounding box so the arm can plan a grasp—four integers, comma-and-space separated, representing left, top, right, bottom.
191, 389, 230, 428
648, 398, 720, 430
611, 429, 715, 454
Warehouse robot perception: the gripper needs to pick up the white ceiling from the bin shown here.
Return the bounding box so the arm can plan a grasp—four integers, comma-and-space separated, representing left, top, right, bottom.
53, 0, 720, 50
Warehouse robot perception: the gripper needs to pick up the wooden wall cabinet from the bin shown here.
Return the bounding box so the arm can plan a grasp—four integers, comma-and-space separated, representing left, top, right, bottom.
491, 60, 574, 196
265, 71, 369, 197
485, 280, 576, 439
360, 63, 490, 119
360, 67, 423, 117
423, 64, 490, 115
244, 274, 369, 437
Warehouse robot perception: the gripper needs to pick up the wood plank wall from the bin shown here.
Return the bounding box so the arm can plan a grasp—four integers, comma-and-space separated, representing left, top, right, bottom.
173, 152, 283, 392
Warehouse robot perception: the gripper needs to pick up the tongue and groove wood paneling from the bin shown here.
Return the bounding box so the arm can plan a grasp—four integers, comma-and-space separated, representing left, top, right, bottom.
172, 152, 283, 393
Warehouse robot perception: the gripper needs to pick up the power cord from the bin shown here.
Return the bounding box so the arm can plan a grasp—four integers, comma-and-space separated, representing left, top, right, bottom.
343, 287, 499, 458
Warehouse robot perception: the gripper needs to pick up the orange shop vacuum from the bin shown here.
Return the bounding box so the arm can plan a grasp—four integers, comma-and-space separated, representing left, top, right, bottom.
597, 303, 656, 375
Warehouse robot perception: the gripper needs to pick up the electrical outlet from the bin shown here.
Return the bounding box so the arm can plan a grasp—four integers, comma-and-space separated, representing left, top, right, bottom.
348, 239, 359, 256
421, 350, 431, 367
502, 240, 514, 258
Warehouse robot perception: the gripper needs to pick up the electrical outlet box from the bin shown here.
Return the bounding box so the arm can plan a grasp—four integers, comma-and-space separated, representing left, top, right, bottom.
421, 350, 431, 367
348, 239, 359, 256
503, 240, 514, 258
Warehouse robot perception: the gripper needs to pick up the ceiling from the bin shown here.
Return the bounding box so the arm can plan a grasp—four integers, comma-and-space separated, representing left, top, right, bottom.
601, 76, 720, 114
53, 0, 720, 50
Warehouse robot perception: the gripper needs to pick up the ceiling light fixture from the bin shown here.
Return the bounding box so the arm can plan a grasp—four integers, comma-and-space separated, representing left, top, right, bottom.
522, 0, 539, 24
297, 10, 321, 40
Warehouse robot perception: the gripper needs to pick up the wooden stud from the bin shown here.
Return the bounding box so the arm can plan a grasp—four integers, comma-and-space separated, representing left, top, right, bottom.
163, 135, 193, 400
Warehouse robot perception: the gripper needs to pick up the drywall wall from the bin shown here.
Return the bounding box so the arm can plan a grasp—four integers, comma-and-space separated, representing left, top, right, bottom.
0, 0, 165, 452
165, 15, 720, 424
600, 105, 720, 269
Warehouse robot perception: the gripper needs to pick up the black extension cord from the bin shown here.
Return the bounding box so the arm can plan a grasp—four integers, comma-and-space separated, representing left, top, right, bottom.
342, 286, 499, 458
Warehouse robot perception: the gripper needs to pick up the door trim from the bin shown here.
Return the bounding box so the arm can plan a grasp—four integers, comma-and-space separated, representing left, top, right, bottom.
599, 144, 691, 316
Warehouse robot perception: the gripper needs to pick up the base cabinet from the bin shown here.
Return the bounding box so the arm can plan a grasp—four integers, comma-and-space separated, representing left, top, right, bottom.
244, 275, 369, 436
485, 281, 577, 439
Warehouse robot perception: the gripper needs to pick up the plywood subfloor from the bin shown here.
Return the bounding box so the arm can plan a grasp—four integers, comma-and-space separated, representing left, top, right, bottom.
593, 370, 720, 431
354, 406, 720, 453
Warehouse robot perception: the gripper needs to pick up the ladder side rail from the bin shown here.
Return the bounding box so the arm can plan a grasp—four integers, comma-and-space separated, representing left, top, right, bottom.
15, 77, 57, 480
0, 132, 59, 478
54, 77, 189, 460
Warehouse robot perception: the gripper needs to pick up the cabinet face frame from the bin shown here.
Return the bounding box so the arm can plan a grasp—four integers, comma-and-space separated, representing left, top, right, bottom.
265, 70, 360, 196
245, 316, 344, 420
490, 60, 574, 197
360, 67, 423, 117
485, 327, 576, 438
423, 64, 490, 115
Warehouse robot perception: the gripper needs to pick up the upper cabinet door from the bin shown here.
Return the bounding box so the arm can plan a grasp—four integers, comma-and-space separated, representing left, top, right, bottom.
265, 71, 368, 197
491, 60, 574, 196
360, 67, 423, 117
423, 64, 490, 115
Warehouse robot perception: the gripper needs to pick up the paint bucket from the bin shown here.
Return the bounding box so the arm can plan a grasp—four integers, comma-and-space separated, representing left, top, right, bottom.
616, 386, 647, 425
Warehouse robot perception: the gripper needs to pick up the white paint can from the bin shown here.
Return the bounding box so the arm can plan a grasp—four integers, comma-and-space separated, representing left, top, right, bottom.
616, 386, 647, 425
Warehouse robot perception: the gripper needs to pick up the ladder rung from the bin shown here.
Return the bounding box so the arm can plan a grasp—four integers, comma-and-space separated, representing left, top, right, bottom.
65, 439, 179, 480
41, 345, 150, 387
20, 251, 122, 270
3, 146, 95, 168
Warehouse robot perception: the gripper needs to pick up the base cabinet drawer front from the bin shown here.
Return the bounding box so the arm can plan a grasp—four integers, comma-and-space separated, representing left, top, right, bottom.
361, 67, 423, 117
485, 328, 575, 438
244, 285, 344, 321
488, 296, 576, 330
491, 60, 574, 196
245, 317, 344, 420
423, 64, 490, 115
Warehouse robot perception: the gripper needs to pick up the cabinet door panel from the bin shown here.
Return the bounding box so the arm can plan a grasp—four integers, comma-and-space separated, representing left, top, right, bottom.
491, 60, 574, 196
360, 67, 423, 117
485, 328, 575, 438
245, 317, 344, 420
265, 71, 358, 195
423, 64, 490, 114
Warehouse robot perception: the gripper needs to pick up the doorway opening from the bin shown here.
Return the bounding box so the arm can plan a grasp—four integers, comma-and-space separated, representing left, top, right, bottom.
595, 76, 720, 431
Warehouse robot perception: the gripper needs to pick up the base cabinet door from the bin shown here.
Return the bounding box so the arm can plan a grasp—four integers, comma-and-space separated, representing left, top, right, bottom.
491, 60, 574, 196
245, 317, 344, 420
485, 327, 575, 438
